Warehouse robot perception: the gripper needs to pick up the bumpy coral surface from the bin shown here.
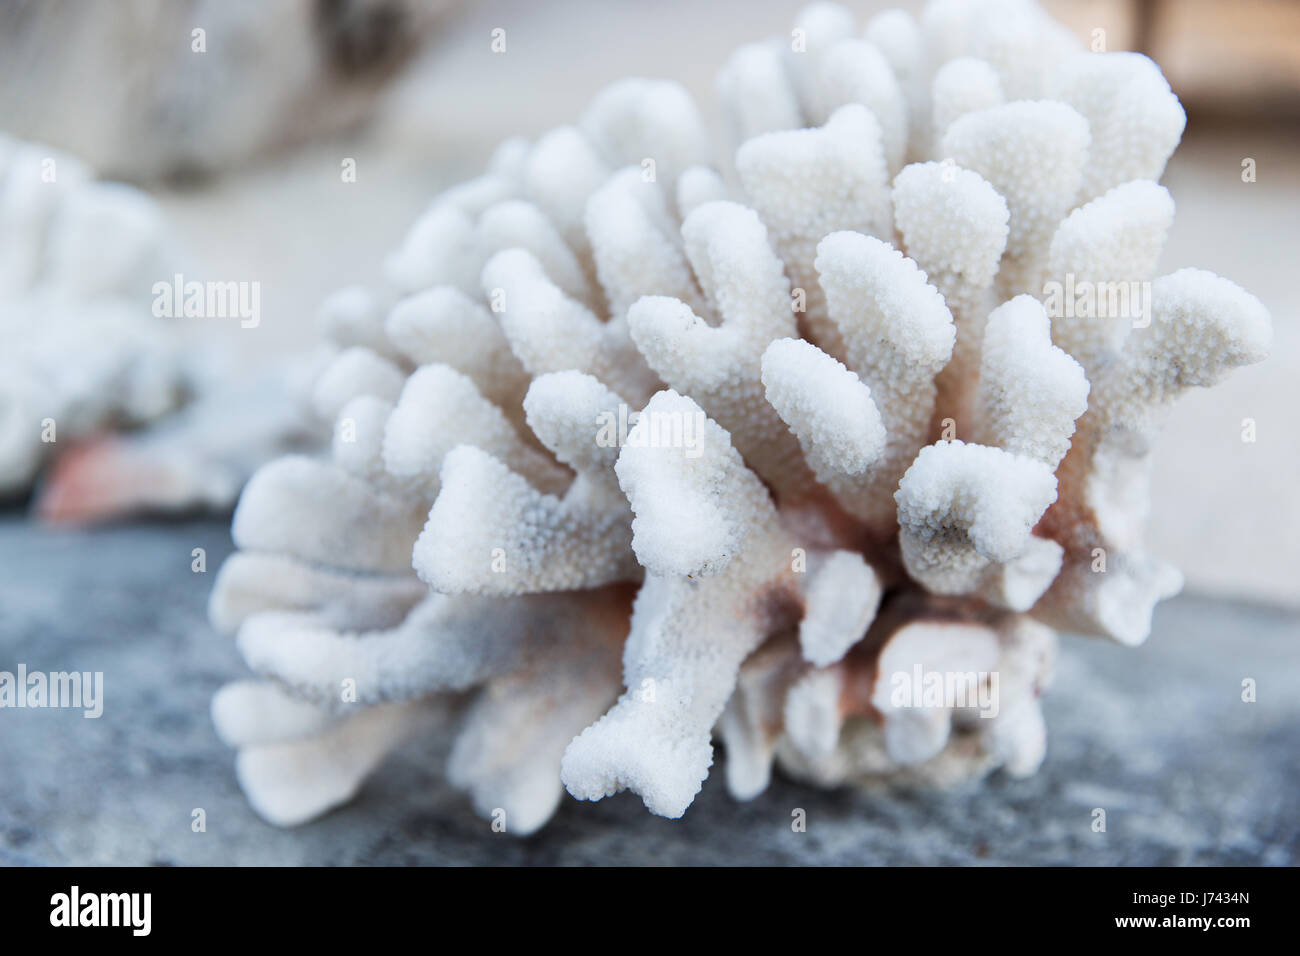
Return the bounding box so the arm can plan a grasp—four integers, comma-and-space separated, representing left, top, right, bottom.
209, 0, 1271, 834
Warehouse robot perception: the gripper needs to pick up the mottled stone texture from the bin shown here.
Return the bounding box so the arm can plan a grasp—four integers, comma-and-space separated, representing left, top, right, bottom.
0, 515, 1293, 865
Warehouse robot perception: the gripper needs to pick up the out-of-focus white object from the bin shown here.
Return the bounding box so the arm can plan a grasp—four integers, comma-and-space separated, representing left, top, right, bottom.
0, 133, 323, 519
0, 135, 188, 497
0, 0, 457, 182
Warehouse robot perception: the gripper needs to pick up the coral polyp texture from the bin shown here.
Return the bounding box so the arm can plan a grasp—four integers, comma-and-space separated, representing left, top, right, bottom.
209, 0, 1271, 834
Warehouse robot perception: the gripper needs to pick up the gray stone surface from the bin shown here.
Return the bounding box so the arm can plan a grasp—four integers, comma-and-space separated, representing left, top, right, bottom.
0, 514, 1295, 866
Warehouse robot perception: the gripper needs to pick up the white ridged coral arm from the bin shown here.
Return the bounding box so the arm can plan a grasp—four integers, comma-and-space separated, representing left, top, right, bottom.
975, 295, 1089, 469
719, 636, 804, 799
44, 183, 168, 299
675, 166, 728, 219
893, 159, 1008, 427
332, 396, 418, 499
865, 7, 928, 161
627, 202, 813, 498
942, 101, 1090, 295
381, 363, 569, 498
381, 151, 604, 305
1041, 555, 1184, 647
1046, 180, 1175, 369
782, 663, 845, 760
476, 198, 595, 307
892, 162, 1009, 293
761, 337, 885, 517
211, 679, 339, 747
584, 169, 707, 321
316, 285, 396, 358
480, 247, 656, 402
895, 441, 1059, 601
383, 202, 481, 295
612, 389, 764, 577
716, 42, 803, 148
815, 230, 954, 522
522, 126, 610, 264
977, 535, 1066, 613
562, 392, 797, 817
522, 370, 626, 482
411, 374, 636, 594
797, 549, 883, 667
979, 617, 1054, 776
1092, 269, 1272, 438
209, 550, 426, 635
678, 201, 792, 345
384, 286, 529, 411
775, 610, 1056, 786
236, 591, 605, 705
1039, 272, 1269, 644
1050, 52, 1186, 200
579, 78, 712, 190
310, 346, 406, 422
0, 143, 93, 294
736, 102, 892, 246
448, 609, 625, 836
816, 39, 907, 174
870, 621, 1001, 765
922, 0, 1082, 101
783, 2, 857, 120
815, 232, 954, 435
930, 57, 1004, 144
737, 103, 891, 358
480, 249, 605, 371
234, 700, 437, 827
412, 443, 635, 594
232, 456, 426, 574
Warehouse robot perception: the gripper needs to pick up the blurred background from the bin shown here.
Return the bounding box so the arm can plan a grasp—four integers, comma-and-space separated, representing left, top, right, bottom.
2, 0, 1295, 603
0, 0, 1296, 864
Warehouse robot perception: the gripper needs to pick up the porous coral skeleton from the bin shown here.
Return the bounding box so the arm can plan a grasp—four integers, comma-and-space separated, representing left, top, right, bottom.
209, 0, 1271, 833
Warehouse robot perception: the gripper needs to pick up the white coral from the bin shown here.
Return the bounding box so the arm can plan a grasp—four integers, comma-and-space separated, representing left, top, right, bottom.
0, 135, 186, 497
0, 133, 319, 520
209, 1, 1270, 833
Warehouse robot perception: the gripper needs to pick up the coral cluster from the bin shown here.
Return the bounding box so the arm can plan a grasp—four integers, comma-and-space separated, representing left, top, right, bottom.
209, 0, 1271, 833
0, 133, 321, 521
0, 134, 187, 498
